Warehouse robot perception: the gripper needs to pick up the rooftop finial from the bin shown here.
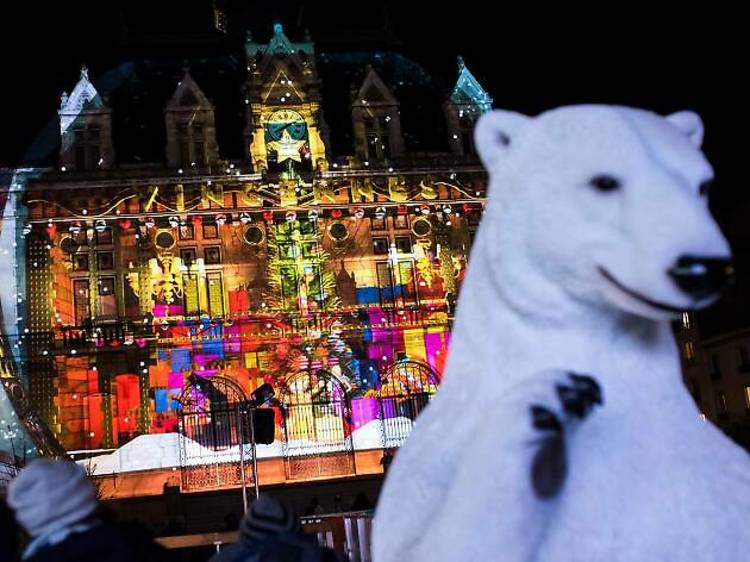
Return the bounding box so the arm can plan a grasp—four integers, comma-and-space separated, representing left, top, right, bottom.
273, 22, 283, 35
80, 64, 89, 81
457, 56, 465, 73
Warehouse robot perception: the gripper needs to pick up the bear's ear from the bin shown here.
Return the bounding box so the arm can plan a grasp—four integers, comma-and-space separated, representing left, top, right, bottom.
474, 110, 532, 169
666, 111, 704, 148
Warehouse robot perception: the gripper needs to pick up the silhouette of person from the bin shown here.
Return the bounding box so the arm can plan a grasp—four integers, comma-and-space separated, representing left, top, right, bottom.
350, 492, 373, 511
210, 495, 342, 562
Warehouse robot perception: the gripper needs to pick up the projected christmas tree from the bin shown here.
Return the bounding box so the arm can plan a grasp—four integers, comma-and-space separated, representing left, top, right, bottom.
262, 218, 358, 392
264, 218, 339, 313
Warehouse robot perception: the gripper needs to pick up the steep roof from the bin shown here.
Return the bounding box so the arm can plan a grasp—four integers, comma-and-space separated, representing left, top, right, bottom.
354, 67, 399, 106
167, 71, 215, 110
107, 52, 245, 164
58, 66, 108, 136
22, 35, 491, 167
450, 56, 493, 112
317, 51, 452, 155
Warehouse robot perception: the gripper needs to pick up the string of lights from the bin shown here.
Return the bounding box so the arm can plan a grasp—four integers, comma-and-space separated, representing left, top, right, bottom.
1, 165, 486, 194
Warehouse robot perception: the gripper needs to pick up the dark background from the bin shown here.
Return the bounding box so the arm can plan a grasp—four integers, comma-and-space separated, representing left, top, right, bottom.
0, 2, 746, 334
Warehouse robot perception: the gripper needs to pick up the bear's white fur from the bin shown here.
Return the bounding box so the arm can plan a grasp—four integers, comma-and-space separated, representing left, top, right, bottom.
373, 105, 750, 561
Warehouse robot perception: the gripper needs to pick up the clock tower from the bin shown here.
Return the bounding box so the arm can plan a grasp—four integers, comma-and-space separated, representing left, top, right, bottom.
244, 23, 328, 174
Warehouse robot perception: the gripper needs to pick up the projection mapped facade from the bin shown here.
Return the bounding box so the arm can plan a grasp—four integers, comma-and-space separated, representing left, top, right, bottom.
4, 24, 491, 487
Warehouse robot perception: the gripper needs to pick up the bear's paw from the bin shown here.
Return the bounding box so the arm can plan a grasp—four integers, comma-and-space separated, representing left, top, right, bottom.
530, 372, 603, 499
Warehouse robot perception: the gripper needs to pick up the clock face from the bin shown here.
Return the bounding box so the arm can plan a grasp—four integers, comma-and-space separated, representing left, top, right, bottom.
266, 110, 307, 142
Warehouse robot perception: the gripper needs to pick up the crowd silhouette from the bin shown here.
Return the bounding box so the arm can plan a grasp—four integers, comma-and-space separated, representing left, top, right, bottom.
1, 459, 348, 562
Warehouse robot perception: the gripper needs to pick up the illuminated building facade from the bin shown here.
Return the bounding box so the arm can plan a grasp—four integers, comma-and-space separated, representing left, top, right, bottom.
6, 24, 491, 488
677, 312, 750, 451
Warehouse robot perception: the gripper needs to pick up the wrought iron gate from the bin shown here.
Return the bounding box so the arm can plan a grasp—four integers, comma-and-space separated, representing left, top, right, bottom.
377, 361, 440, 449
281, 370, 355, 480
177, 375, 254, 491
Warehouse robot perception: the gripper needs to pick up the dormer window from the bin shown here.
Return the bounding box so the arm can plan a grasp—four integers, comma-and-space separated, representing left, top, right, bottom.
177, 122, 207, 167
363, 117, 391, 161
165, 72, 219, 168
352, 68, 405, 164
59, 66, 113, 170
459, 112, 476, 155
72, 125, 102, 170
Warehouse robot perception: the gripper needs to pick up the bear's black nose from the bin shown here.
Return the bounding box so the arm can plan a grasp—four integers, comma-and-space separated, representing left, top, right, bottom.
668, 256, 734, 300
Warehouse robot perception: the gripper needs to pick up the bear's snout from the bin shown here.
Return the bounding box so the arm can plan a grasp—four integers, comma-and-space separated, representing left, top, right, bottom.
668, 255, 735, 301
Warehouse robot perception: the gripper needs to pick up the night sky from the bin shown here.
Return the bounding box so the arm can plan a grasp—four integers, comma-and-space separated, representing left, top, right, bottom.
1, 2, 746, 334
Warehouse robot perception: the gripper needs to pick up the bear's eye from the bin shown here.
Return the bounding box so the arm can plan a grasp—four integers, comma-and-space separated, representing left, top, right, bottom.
497, 132, 511, 147
589, 175, 621, 193
699, 179, 713, 198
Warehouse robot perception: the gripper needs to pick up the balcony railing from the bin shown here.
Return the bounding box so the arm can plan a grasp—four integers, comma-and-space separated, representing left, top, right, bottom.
32, 304, 451, 356
56, 320, 155, 351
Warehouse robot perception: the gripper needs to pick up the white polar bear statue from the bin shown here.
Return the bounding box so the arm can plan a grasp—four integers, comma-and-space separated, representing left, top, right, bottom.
373, 105, 750, 561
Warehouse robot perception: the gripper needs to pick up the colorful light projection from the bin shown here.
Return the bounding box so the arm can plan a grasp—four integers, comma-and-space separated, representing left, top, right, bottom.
16, 186, 475, 455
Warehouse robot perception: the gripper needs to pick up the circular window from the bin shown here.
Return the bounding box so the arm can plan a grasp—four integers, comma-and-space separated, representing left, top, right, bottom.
154, 229, 176, 251
243, 225, 265, 246
59, 235, 80, 255
411, 217, 432, 238
327, 221, 349, 242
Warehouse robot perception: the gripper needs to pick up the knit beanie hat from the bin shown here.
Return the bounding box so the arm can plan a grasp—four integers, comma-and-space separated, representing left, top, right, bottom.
240, 495, 301, 545
7, 459, 98, 538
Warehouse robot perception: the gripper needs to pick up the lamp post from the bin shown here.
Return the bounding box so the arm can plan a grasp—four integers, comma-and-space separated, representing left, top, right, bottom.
236, 404, 249, 513
237, 383, 275, 512
248, 404, 259, 500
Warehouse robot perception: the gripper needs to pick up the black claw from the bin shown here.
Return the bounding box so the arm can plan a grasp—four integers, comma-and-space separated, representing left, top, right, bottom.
556, 384, 588, 418
568, 373, 603, 406
531, 405, 562, 433
555, 373, 603, 419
